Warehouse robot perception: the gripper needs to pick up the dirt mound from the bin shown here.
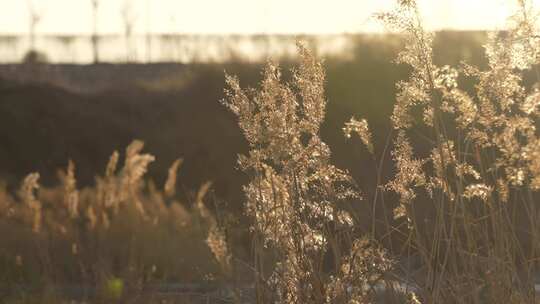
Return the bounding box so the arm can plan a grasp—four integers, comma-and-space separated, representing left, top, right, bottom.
0, 70, 248, 207
0, 32, 489, 211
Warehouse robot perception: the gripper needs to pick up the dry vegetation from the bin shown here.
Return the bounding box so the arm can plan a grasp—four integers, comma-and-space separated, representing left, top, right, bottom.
222, 0, 540, 303
2, 0, 540, 303
0, 141, 230, 303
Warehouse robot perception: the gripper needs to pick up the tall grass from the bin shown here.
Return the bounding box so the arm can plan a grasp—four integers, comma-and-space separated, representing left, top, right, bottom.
0, 140, 227, 302
2, 1, 540, 303
377, 0, 540, 302
223, 1, 540, 303
223, 43, 418, 303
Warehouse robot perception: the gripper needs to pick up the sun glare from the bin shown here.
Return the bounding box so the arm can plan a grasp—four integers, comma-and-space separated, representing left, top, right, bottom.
0, 0, 536, 34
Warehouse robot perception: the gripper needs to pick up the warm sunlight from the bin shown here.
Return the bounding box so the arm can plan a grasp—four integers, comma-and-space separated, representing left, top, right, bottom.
3, 0, 540, 303
0, 0, 534, 34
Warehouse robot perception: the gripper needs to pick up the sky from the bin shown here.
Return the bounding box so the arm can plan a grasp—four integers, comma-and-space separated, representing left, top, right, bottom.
0, 0, 535, 35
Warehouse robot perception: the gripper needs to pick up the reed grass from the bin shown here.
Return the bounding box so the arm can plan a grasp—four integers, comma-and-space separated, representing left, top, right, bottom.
3, 1, 540, 303
223, 1, 540, 303
0, 140, 226, 303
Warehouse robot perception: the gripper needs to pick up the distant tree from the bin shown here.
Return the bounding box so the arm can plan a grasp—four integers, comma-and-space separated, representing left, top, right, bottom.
121, 0, 138, 62
91, 0, 100, 64
22, 49, 48, 64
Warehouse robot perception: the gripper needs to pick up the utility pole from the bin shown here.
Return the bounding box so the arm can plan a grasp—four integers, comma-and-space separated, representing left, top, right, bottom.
91, 0, 100, 64
26, 0, 42, 52
121, 0, 137, 62
145, 0, 151, 63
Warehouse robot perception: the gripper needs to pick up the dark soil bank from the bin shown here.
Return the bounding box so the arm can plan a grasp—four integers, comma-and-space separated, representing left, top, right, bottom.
0, 32, 488, 211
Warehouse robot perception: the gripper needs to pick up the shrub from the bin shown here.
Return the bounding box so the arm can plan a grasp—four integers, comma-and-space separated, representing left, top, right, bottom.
22, 50, 48, 65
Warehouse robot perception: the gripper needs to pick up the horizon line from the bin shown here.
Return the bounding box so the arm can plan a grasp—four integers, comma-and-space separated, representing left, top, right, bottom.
0, 29, 491, 38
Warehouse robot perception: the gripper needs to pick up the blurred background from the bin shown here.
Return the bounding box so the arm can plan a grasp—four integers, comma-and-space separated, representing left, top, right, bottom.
0, 1, 535, 301
0, 0, 520, 206
0, 0, 523, 63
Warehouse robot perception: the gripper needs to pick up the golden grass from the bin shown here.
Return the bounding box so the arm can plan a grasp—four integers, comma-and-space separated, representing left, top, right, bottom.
0, 140, 226, 303
221, 1, 540, 303
3, 1, 540, 303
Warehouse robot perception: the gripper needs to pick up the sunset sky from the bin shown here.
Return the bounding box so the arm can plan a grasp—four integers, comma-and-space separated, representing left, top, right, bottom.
0, 0, 534, 35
